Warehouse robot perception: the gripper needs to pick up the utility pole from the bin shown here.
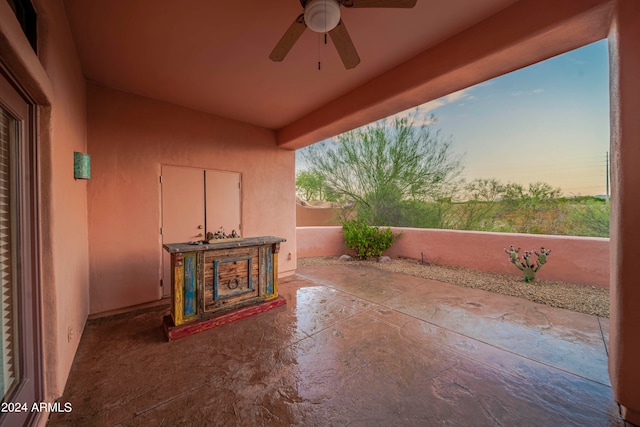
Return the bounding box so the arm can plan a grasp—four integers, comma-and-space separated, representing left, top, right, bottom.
606, 151, 610, 199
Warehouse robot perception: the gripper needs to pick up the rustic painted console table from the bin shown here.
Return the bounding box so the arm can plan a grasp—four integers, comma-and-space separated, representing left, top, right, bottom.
162, 236, 286, 340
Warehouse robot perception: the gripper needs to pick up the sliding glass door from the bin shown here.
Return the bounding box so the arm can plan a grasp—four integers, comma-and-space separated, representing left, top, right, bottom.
0, 67, 42, 426
0, 96, 19, 403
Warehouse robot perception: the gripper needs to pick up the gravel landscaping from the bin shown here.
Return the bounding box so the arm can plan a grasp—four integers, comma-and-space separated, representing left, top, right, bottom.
297, 256, 610, 317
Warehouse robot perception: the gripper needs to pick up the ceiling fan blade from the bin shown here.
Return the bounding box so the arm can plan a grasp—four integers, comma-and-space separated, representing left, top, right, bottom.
340, 0, 417, 8
328, 19, 360, 69
269, 14, 307, 62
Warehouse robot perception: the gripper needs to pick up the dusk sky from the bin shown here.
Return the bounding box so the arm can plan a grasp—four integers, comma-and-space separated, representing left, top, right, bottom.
390, 39, 610, 196
298, 39, 610, 197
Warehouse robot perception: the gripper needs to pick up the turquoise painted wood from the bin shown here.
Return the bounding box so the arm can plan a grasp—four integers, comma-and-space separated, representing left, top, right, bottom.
163, 236, 285, 327
184, 253, 196, 317
266, 246, 273, 295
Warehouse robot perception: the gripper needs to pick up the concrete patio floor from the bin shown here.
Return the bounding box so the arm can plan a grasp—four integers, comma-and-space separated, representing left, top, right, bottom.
48, 264, 626, 426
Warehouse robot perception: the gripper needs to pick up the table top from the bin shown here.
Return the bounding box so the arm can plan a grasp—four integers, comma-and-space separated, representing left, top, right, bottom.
163, 236, 286, 253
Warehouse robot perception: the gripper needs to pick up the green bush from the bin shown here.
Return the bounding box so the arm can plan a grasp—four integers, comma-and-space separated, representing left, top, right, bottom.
342, 219, 399, 259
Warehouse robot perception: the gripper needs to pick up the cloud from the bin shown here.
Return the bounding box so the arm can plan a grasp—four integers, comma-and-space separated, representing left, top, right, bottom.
390, 87, 476, 124
512, 88, 544, 96
476, 80, 496, 88
418, 99, 445, 114
388, 108, 438, 126
384, 80, 493, 126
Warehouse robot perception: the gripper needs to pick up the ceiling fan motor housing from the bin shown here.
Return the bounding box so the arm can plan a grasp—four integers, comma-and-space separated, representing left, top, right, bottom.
304, 0, 341, 33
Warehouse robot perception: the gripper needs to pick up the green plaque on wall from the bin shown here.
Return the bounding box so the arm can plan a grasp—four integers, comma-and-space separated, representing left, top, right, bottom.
74, 152, 90, 179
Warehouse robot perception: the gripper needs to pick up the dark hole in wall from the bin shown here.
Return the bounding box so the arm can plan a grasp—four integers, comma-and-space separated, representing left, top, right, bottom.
7, 0, 37, 54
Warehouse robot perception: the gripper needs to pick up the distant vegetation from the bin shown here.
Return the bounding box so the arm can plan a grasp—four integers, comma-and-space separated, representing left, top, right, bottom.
296, 112, 609, 238
298, 176, 609, 237
394, 178, 610, 237
397, 191, 609, 237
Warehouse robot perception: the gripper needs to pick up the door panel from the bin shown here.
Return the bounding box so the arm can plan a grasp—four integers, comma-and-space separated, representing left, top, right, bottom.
205, 169, 241, 237
162, 165, 205, 242
161, 166, 241, 298
161, 165, 205, 297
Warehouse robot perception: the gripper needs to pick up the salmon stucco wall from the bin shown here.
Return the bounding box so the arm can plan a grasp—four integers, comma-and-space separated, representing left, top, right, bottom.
297, 226, 609, 288
297, 226, 349, 258
37, 0, 91, 398
296, 204, 342, 226
608, 0, 640, 422
1, 0, 91, 401
87, 84, 296, 315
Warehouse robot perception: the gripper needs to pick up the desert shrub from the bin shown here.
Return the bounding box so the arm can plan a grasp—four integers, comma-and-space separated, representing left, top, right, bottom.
567, 198, 610, 237
342, 219, 399, 259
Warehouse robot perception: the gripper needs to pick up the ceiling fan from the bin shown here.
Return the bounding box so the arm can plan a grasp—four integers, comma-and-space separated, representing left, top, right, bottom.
269, 0, 417, 69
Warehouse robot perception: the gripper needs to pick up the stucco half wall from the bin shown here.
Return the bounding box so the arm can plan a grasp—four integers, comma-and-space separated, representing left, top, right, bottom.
297, 226, 609, 289
296, 203, 342, 226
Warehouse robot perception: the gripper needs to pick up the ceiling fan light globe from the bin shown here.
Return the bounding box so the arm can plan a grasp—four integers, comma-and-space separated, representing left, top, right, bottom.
304, 0, 341, 33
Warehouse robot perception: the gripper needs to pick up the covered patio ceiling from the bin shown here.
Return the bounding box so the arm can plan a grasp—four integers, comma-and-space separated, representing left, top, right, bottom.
62, 0, 613, 149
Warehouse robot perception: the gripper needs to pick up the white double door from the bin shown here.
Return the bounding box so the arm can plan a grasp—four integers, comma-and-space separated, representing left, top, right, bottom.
161, 165, 241, 297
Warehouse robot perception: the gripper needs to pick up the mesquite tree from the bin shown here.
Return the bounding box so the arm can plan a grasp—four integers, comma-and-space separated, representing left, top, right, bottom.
299, 110, 463, 225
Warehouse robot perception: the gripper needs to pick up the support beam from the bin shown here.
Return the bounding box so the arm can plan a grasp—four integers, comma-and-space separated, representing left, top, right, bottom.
277, 0, 614, 150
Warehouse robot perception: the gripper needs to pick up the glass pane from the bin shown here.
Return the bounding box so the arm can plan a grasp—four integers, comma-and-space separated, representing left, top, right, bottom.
0, 106, 18, 401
